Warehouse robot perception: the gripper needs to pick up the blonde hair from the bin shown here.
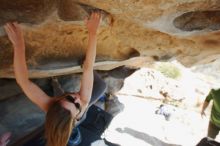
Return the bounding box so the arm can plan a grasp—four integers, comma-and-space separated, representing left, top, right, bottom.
45, 101, 76, 146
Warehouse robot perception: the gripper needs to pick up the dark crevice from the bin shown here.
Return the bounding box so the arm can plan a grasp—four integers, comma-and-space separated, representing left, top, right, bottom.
128, 48, 140, 58
152, 55, 173, 61
0, 0, 58, 26
77, 3, 110, 16
152, 56, 159, 61
57, 0, 87, 21
58, 1, 112, 23
173, 11, 220, 31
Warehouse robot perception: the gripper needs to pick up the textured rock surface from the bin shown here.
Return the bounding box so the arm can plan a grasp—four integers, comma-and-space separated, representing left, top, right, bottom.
0, 0, 220, 78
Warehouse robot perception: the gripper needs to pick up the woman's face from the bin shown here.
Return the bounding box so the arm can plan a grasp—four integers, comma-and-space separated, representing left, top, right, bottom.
59, 93, 82, 118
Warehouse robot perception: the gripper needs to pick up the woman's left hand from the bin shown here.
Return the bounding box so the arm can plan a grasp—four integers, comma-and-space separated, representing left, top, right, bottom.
4, 22, 25, 50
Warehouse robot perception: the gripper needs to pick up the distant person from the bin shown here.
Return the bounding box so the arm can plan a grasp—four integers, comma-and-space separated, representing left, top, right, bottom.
5, 12, 105, 146
155, 104, 175, 121
201, 88, 220, 139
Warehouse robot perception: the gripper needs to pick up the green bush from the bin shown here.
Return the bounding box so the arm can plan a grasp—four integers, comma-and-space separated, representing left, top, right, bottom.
156, 62, 181, 79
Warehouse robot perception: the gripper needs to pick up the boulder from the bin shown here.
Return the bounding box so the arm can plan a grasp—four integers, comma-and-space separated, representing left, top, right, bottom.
0, 0, 219, 78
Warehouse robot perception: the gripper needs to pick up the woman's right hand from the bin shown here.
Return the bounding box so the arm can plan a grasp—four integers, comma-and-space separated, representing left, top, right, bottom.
4, 22, 25, 50
85, 12, 102, 35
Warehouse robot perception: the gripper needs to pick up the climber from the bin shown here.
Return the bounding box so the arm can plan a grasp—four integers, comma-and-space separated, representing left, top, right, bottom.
4, 11, 104, 146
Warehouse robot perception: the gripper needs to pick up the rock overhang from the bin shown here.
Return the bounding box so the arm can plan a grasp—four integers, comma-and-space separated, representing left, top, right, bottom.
0, 0, 220, 78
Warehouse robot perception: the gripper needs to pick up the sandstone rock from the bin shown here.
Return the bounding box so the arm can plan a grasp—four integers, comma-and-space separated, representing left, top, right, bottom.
0, 0, 219, 78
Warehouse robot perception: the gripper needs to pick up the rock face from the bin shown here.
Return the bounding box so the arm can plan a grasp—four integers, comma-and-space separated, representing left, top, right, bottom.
0, 0, 220, 78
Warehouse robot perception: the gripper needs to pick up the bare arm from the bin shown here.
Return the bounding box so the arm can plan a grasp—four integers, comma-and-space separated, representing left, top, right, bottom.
201, 100, 210, 118
79, 12, 102, 105
4, 22, 52, 112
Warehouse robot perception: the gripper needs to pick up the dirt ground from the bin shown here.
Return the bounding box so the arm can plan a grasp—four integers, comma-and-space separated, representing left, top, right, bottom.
105, 95, 218, 146
104, 66, 220, 146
